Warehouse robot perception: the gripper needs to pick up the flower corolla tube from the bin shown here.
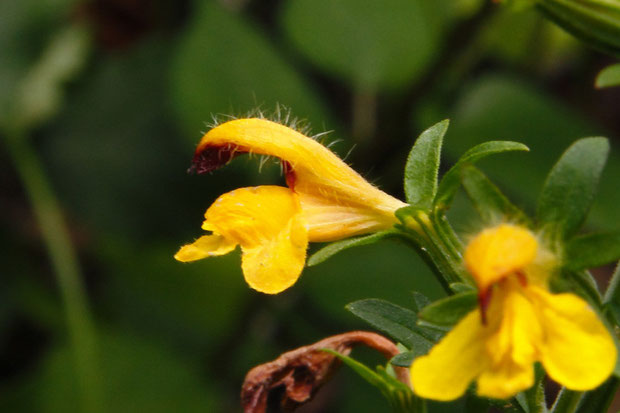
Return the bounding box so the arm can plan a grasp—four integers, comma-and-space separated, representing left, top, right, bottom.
175, 118, 407, 294
411, 224, 617, 400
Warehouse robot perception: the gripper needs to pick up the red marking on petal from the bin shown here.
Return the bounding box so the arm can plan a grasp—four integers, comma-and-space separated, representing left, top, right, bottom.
282, 161, 296, 191
516, 271, 527, 287
478, 289, 492, 325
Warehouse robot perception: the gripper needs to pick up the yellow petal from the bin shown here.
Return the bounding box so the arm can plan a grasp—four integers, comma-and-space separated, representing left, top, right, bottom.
241, 212, 308, 294
531, 287, 617, 390
199, 185, 309, 294
476, 281, 540, 398
204, 186, 302, 248
486, 281, 541, 367
477, 360, 534, 399
411, 310, 488, 401
465, 224, 538, 292
298, 192, 397, 242
174, 234, 237, 262
193, 118, 406, 227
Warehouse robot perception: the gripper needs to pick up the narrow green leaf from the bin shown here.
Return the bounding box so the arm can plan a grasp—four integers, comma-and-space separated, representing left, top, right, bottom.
604, 263, 620, 325
519, 364, 548, 413
564, 232, 620, 270
573, 378, 619, 413
390, 351, 415, 367
537, 0, 620, 57
595, 63, 620, 88
307, 230, 398, 266
435, 141, 529, 209
537, 137, 609, 240
461, 165, 529, 225
552, 269, 602, 306
418, 291, 477, 327
323, 350, 417, 411
323, 349, 387, 388
404, 119, 449, 209
346, 299, 440, 350
411, 291, 431, 312
449, 282, 475, 293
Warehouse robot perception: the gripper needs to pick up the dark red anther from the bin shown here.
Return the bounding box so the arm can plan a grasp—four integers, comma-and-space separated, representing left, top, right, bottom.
282, 161, 296, 191
188, 145, 240, 174
478, 288, 493, 325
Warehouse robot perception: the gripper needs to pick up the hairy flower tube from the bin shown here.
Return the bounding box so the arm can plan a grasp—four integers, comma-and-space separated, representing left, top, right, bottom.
411, 224, 616, 400
175, 118, 407, 294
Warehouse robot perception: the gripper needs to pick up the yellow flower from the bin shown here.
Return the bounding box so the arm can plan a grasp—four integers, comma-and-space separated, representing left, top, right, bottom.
175, 118, 407, 294
411, 224, 616, 401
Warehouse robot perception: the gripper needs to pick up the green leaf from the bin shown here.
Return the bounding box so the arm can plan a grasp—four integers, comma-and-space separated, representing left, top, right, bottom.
449, 282, 475, 293
170, 1, 331, 141
595, 63, 620, 88
390, 351, 415, 367
564, 232, 620, 271
280, 0, 447, 90
440, 75, 617, 229
346, 299, 439, 350
323, 349, 388, 388
604, 263, 620, 325
418, 291, 477, 327
411, 291, 431, 312
307, 230, 399, 266
518, 364, 547, 413
537, 0, 620, 57
461, 165, 529, 225
435, 141, 529, 210
404, 119, 448, 209
573, 378, 619, 413
537, 137, 609, 240
552, 269, 602, 306
10, 25, 90, 133
325, 351, 423, 413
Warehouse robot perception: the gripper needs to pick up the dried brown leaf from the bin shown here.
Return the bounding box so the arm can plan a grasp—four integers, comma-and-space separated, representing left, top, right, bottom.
241, 330, 407, 413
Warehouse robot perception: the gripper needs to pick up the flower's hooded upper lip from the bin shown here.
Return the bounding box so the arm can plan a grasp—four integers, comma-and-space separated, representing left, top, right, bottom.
189, 118, 407, 215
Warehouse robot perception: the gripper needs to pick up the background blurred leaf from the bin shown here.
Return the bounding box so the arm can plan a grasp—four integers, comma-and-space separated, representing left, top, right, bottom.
170, 2, 332, 141
11, 25, 90, 132
596, 63, 620, 88
0, 0, 78, 128
537, 137, 609, 239
280, 0, 447, 91
4, 330, 217, 413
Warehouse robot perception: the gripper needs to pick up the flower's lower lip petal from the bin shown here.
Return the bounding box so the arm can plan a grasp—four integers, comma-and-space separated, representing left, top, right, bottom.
240, 215, 308, 294
533, 287, 617, 390
174, 234, 237, 262
410, 310, 487, 401
476, 361, 534, 399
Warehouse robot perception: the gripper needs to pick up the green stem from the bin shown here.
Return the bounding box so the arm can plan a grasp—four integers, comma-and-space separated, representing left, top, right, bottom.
550, 388, 582, 413
4, 130, 103, 413
398, 210, 467, 290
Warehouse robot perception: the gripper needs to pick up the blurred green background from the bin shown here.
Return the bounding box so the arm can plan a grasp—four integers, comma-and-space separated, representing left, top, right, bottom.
1, 0, 619, 411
